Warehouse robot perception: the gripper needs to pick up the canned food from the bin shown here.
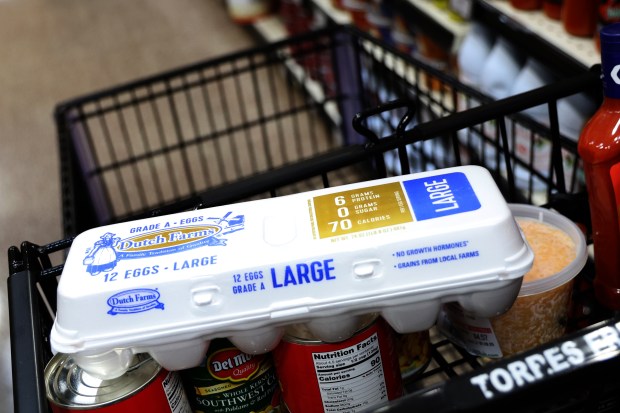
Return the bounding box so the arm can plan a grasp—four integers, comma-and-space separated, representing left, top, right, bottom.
45, 353, 191, 412
180, 338, 280, 413
273, 315, 403, 413
393, 330, 431, 381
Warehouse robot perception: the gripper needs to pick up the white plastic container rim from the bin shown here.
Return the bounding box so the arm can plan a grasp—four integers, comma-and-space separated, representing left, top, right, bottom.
508, 203, 587, 297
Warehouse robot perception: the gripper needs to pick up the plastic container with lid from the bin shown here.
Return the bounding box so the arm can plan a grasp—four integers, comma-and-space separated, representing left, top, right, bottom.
489, 204, 587, 357
50, 165, 533, 379
438, 204, 588, 358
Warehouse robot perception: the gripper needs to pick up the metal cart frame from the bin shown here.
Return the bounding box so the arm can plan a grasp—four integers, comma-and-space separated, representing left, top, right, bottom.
7, 25, 615, 412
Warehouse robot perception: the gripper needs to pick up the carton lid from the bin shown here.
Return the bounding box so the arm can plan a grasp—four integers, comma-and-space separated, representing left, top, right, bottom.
51, 165, 533, 378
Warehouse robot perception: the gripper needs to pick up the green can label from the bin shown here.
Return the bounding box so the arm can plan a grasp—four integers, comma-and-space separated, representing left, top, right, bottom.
181, 339, 280, 413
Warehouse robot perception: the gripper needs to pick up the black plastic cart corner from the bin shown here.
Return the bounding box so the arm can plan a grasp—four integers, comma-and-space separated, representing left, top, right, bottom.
7, 25, 618, 413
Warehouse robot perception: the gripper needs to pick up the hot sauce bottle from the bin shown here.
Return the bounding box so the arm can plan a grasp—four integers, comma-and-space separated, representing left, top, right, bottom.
578, 22, 620, 311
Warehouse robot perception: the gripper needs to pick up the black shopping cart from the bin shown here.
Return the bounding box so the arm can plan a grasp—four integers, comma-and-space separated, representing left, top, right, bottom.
7, 25, 617, 413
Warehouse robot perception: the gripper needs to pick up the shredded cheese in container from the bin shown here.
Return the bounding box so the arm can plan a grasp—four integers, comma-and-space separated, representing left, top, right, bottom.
490, 217, 578, 357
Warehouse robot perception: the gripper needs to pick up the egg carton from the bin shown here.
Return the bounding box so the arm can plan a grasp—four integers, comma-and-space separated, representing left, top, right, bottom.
51, 165, 533, 379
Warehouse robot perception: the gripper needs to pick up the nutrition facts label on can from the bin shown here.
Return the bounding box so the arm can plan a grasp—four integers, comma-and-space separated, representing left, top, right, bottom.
312, 332, 387, 412
162, 371, 192, 413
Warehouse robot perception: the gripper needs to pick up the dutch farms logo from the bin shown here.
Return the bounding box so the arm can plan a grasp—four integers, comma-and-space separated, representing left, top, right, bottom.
107, 288, 164, 315
82, 211, 245, 276
208, 348, 264, 382
118, 225, 222, 254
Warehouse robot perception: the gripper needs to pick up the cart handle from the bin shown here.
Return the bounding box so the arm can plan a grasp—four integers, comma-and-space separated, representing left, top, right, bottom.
352, 99, 417, 175
352, 98, 417, 144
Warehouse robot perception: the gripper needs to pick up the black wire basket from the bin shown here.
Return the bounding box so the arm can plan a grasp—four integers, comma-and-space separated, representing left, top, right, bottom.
8, 25, 617, 413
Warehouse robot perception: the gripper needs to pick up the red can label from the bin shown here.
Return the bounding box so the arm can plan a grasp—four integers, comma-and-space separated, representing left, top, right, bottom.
273, 317, 403, 413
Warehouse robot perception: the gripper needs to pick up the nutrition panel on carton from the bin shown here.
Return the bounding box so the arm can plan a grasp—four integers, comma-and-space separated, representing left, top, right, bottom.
51, 165, 534, 380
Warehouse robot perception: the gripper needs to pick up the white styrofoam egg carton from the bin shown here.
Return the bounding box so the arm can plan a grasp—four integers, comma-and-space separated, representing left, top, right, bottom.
51, 165, 533, 379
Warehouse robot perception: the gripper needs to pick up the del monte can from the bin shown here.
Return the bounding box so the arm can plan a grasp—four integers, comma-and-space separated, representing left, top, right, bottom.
180, 338, 280, 412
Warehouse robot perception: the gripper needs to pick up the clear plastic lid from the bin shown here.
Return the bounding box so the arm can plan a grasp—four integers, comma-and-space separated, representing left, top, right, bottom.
509, 203, 587, 296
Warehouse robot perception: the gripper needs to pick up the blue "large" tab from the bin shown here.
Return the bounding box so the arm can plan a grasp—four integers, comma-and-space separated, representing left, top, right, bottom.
403, 172, 480, 221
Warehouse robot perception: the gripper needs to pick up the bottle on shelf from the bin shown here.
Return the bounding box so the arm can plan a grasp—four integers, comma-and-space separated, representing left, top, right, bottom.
417, 31, 453, 90
332, 0, 346, 10
558, 93, 598, 143
365, 0, 394, 43
479, 36, 525, 100
449, 0, 473, 20
542, 0, 562, 20
509, 58, 556, 195
464, 35, 525, 168
578, 22, 620, 311
340, 0, 371, 32
279, 0, 313, 36
390, 15, 417, 56
431, 0, 449, 9
561, 0, 598, 37
594, 1, 620, 51
557, 92, 597, 192
510, 0, 542, 10
457, 22, 496, 88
